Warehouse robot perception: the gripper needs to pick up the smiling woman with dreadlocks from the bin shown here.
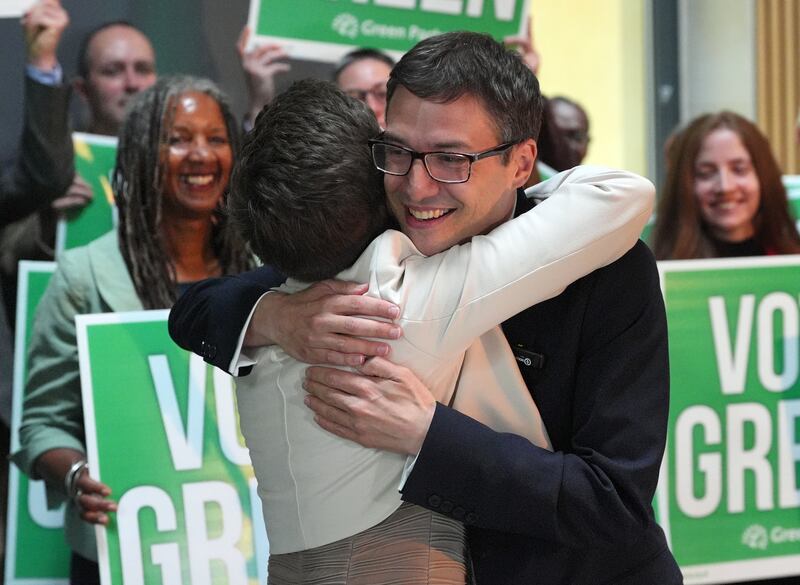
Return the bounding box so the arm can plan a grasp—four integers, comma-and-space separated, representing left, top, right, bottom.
13, 76, 253, 584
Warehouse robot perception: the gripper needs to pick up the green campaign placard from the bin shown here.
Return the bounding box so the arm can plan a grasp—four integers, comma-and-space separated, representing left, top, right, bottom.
56, 133, 118, 253
76, 311, 268, 585
4, 261, 70, 585
781, 175, 800, 228
657, 256, 800, 584
247, 0, 530, 61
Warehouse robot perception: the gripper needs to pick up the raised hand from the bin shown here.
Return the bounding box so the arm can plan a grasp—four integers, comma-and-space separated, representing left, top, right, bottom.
22, 0, 69, 71
237, 26, 291, 123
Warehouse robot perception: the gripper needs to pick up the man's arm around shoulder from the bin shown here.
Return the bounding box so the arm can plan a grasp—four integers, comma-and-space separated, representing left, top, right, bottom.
401, 241, 670, 548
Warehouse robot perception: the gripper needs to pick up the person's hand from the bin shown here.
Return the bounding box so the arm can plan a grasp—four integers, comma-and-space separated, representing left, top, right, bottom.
303, 356, 436, 455
246, 280, 402, 366
504, 16, 540, 76
237, 26, 291, 124
22, 0, 69, 71
51, 174, 93, 212
73, 467, 117, 525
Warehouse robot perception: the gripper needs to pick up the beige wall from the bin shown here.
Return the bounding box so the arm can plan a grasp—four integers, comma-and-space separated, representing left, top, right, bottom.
533, 0, 649, 177
678, 0, 756, 122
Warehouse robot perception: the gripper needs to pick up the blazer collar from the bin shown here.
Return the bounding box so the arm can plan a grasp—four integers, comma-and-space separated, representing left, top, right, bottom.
515, 187, 535, 218
87, 231, 143, 312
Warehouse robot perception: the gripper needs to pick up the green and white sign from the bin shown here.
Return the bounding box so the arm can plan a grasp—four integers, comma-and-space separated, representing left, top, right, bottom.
76, 311, 268, 585
657, 256, 800, 584
56, 133, 117, 254
4, 261, 69, 585
781, 175, 800, 230
247, 0, 530, 61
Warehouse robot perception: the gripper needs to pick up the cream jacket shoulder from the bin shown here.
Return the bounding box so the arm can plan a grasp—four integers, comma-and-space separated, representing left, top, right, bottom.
236, 166, 654, 553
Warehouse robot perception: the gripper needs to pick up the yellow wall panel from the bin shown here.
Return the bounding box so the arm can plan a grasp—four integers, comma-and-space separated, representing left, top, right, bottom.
532, 0, 649, 177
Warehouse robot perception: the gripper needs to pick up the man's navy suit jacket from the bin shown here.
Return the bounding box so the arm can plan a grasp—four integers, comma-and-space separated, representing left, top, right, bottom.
168, 191, 683, 584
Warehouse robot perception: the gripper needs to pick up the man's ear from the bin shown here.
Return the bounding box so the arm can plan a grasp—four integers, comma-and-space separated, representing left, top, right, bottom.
511, 139, 537, 188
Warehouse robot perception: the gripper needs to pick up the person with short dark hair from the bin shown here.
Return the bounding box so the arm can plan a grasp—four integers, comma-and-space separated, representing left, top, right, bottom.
226, 76, 651, 582
73, 20, 157, 136
333, 47, 395, 127
170, 32, 681, 584
549, 95, 591, 164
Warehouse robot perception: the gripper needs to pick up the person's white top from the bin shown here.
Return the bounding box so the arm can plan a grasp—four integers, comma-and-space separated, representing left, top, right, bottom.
236, 166, 655, 553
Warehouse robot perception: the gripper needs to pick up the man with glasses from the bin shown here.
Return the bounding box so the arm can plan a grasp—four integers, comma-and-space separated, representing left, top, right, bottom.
222, 77, 650, 580
170, 32, 681, 584
334, 48, 394, 128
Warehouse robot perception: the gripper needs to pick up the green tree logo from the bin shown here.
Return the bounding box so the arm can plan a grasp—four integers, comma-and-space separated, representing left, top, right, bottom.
741, 525, 769, 551
332, 13, 359, 39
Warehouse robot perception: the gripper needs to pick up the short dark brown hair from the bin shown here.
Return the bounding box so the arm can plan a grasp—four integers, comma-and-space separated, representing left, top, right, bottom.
228, 79, 388, 281
387, 31, 543, 146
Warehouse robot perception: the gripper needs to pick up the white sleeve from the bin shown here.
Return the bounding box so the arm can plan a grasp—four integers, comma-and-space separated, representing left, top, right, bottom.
399, 165, 654, 357
228, 292, 272, 376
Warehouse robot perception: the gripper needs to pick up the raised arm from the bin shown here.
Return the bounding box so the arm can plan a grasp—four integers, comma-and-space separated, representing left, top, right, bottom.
396, 165, 654, 357
1, 0, 74, 227
401, 242, 669, 548
168, 266, 402, 374
12, 251, 116, 525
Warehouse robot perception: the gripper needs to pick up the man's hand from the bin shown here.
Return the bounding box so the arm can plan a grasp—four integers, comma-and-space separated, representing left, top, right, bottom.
504, 16, 540, 76
22, 0, 69, 71
246, 280, 402, 366
303, 356, 436, 455
51, 174, 93, 212
237, 26, 291, 124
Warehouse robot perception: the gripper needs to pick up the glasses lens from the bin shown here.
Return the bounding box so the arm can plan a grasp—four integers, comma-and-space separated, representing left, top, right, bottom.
345, 89, 369, 103
426, 153, 470, 183
373, 143, 411, 175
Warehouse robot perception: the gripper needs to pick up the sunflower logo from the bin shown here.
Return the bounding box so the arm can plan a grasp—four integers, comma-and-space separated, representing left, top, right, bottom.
332, 13, 359, 39
741, 524, 768, 550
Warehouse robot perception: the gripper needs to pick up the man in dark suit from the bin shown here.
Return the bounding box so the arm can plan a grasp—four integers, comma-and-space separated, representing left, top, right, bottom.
169, 32, 682, 584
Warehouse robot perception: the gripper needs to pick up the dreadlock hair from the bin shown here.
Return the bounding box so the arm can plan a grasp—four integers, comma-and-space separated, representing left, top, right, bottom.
113, 75, 253, 309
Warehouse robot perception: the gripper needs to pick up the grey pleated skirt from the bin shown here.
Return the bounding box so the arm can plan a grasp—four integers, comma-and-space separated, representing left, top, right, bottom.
268, 502, 467, 585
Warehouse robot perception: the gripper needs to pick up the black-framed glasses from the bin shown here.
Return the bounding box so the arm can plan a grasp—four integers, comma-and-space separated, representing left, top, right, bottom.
344, 86, 388, 103
368, 139, 518, 184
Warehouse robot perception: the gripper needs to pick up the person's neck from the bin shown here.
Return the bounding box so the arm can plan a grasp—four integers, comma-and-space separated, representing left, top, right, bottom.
160, 217, 220, 283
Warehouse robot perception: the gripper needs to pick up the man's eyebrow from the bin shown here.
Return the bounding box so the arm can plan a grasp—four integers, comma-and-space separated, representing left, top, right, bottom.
430, 140, 471, 151
379, 133, 471, 151
380, 131, 406, 145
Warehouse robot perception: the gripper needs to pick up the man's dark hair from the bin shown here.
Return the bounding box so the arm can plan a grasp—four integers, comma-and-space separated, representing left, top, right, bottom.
387, 31, 543, 147
76, 21, 148, 78
333, 48, 395, 83
228, 79, 388, 282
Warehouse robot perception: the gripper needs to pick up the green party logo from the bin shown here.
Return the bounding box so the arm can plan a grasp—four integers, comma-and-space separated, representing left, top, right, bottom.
248, 0, 529, 61
658, 257, 800, 583
332, 13, 359, 38
742, 525, 769, 550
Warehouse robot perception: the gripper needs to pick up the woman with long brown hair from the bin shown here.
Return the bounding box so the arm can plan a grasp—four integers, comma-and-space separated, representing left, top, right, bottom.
653, 111, 800, 259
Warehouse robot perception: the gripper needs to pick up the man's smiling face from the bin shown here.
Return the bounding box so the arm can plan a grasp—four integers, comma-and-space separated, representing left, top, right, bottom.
382, 87, 534, 256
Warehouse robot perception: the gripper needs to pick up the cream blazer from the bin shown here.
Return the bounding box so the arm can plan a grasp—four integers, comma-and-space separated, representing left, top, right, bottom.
236, 166, 655, 553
